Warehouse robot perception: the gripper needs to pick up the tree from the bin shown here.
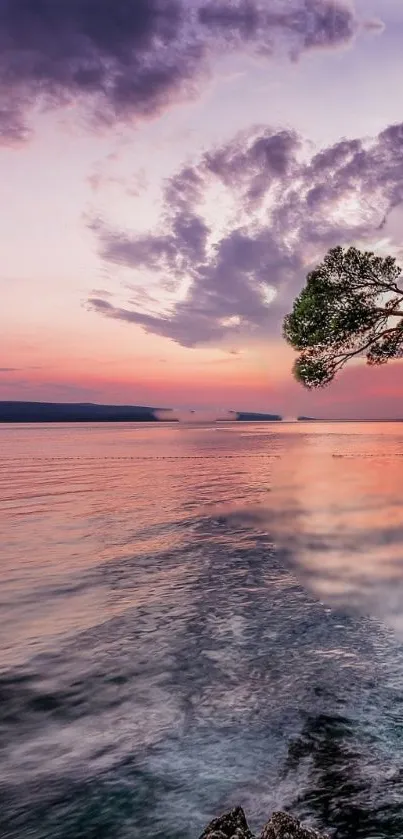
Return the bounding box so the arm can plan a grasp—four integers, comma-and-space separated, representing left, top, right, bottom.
283, 246, 403, 388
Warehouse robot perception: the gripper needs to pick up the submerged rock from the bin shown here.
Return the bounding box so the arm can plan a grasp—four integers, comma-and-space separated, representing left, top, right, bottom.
199, 807, 328, 839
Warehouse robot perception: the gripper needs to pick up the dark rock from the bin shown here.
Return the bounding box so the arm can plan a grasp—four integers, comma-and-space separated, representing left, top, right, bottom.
260, 811, 328, 839
199, 809, 328, 839
199, 806, 255, 839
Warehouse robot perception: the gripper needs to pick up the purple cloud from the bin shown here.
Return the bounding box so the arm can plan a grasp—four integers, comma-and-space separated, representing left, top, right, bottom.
0, 0, 360, 144
88, 121, 403, 348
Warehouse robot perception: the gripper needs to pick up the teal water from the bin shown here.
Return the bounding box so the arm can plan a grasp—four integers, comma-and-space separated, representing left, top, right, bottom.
1, 422, 403, 838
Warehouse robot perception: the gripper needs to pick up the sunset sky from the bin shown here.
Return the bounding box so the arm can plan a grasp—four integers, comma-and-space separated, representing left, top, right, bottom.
1, 0, 403, 418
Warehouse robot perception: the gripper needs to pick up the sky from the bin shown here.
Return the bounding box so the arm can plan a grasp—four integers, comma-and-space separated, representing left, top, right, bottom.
1, 0, 403, 419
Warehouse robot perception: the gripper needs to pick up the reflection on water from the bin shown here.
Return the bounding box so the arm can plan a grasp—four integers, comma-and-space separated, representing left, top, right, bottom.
268, 424, 403, 633
1, 422, 403, 838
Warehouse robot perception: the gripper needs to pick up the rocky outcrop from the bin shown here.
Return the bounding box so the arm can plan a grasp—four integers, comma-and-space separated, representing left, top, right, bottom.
199, 807, 328, 839
199, 807, 254, 839
260, 811, 328, 839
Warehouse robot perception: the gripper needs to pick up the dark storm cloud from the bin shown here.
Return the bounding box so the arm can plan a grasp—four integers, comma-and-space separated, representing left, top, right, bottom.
0, 0, 186, 142
88, 122, 403, 348
0, 0, 358, 143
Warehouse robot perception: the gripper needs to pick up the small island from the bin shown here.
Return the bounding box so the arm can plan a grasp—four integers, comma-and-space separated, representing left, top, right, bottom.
297, 416, 318, 421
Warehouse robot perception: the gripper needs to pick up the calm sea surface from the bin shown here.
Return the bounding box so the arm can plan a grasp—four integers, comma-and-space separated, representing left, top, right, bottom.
1, 421, 403, 838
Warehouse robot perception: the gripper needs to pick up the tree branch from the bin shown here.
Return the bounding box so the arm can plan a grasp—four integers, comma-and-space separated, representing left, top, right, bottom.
374, 308, 403, 316
331, 325, 403, 368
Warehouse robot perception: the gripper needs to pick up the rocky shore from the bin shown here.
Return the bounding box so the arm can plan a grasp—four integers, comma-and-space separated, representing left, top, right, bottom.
199, 807, 328, 839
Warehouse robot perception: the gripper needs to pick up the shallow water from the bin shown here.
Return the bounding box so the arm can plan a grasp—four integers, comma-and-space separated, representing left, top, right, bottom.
1, 421, 403, 838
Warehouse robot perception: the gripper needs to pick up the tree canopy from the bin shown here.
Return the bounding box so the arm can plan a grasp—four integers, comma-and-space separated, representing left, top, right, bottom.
283, 246, 403, 388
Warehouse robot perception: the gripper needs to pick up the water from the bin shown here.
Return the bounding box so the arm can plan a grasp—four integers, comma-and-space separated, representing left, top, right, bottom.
1, 421, 403, 838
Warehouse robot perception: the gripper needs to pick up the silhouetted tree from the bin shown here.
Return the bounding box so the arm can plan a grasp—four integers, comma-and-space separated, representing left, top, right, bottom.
283, 246, 403, 388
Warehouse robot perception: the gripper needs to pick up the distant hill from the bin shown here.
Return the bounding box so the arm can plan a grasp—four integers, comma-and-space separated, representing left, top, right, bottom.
233, 411, 282, 422
0, 402, 283, 423
0, 401, 172, 423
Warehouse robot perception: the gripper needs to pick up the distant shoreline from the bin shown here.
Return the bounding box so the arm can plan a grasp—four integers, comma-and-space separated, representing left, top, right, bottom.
0, 401, 162, 424
0, 402, 401, 423
0, 401, 281, 424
